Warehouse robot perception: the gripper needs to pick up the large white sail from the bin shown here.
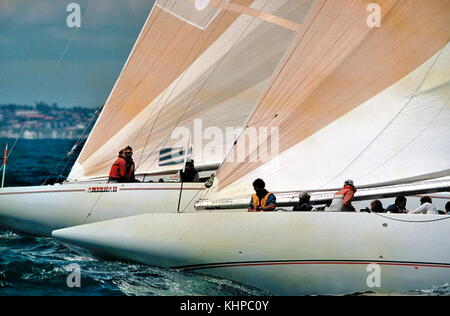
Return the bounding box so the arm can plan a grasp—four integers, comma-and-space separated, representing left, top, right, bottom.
206, 0, 450, 200
68, 0, 315, 181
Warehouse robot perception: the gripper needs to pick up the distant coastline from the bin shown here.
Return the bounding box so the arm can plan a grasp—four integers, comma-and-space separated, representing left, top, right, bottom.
0, 102, 100, 140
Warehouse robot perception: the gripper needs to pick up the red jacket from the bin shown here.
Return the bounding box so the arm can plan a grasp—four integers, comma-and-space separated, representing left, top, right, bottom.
109, 157, 127, 180
334, 185, 356, 206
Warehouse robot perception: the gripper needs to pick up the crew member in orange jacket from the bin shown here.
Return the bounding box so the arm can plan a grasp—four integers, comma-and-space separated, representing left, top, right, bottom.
327, 180, 357, 212
108, 149, 127, 183
248, 178, 276, 212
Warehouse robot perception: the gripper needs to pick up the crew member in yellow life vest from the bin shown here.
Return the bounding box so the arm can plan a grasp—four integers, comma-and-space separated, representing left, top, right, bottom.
248, 178, 276, 212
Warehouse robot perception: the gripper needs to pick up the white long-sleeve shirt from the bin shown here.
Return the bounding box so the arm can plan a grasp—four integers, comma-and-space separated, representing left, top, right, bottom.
410, 202, 438, 214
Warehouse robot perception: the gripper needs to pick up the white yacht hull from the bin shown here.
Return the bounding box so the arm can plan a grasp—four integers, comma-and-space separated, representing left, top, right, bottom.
0, 182, 205, 236
53, 212, 450, 295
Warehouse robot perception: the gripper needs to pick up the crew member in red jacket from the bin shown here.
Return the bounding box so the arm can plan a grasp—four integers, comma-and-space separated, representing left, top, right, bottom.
108, 149, 127, 183
327, 180, 357, 212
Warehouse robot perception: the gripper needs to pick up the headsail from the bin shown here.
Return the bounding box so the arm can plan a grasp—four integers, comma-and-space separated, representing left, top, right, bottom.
207, 0, 450, 200
68, 0, 315, 181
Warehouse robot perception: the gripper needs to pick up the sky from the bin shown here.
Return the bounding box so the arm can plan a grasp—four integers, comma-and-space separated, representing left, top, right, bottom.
0, 0, 155, 108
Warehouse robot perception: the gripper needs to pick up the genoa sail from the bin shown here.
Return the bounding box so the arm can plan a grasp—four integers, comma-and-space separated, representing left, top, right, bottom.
205, 0, 450, 200
68, 0, 316, 181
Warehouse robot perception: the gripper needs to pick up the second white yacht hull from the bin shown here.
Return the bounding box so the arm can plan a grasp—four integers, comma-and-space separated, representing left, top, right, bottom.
53, 212, 450, 295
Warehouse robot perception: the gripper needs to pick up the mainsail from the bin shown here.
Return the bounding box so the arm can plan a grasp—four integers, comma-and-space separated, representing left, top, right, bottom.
68, 0, 315, 181
206, 0, 450, 200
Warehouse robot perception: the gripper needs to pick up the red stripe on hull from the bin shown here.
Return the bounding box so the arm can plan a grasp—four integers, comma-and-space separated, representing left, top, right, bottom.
182, 261, 450, 271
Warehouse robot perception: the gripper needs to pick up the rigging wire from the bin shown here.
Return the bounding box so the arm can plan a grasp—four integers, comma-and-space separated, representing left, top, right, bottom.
358, 95, 450, 183
62, 0, 182, 177
71, 0, 166, 223
131, 0, 206, 165
4, 1, 167, 184
80, 1, 223, 221
134, 2, 234, 170
212, 0, 330, 175
43, 0, 170, 186
60, 3, 212, 180
138, 0, 274, 171
5, 0, 92, 163
233, 0, 329, 132
320, 46, 447, 188
41, 106, 101, 185
76, 0, 215, 175
181, 183, 209, 213
87, 0, 175, 125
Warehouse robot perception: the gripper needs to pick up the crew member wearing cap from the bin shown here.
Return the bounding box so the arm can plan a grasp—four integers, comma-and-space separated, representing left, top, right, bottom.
179, 159, 199, 182
327, 180, 357, 212
292, 191, 316, 212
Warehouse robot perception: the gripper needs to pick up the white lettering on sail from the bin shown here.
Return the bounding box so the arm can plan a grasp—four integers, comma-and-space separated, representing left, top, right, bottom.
66, 3, 81, 28
367, 3, 381, 28
156, 0, 228, 30
195, 0, 211, 11
170, 119, 279, 164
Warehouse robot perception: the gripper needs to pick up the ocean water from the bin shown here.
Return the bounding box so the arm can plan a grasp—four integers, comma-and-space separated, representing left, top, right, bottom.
0, 231, 269, 296
0, 138, 81, 187
0, 139, 448, 296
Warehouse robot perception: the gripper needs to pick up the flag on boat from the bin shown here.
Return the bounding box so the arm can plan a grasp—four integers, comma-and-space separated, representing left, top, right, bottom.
158, 147, 192, 167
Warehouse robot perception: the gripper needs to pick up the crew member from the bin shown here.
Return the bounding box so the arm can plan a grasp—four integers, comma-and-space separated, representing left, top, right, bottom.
292, 192, 316, 212
108, 149, 127, 183
368, 199, 385, 213
248, 178, 276, 212
409, 196, 438, 214
123, 146, 138, 182
385, 196, 408, 213
327, 180, 357, 212
179, 159, 199, 182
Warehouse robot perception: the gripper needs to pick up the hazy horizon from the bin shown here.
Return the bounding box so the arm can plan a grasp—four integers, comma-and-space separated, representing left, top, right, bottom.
0, 0, 154, 108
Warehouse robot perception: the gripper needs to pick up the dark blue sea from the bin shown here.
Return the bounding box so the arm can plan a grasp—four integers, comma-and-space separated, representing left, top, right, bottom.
0, 138, 268, 296
0, 138, 448, 296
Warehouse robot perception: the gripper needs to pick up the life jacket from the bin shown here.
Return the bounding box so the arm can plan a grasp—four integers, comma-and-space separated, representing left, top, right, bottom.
327, 185, 356, 212
109, 157, 127, 180
252, 191, 273, 211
